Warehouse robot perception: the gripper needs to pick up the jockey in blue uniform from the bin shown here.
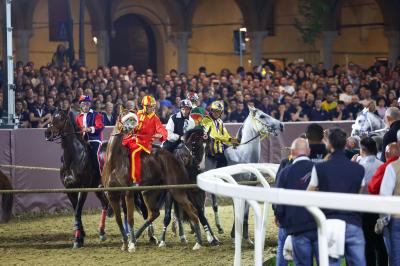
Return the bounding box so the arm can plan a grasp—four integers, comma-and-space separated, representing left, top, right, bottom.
75, 95, 104, 178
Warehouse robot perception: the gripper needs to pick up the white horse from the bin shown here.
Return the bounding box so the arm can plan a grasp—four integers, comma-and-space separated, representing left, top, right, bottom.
205, 106, 284, 242
351, 108, 386, 138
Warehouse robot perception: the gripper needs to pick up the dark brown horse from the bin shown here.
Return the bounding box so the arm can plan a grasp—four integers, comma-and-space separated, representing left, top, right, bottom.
0, 169, 13, 223
45, 110, 110, 248
103, 110, 203, 251
159, 128, 219, 247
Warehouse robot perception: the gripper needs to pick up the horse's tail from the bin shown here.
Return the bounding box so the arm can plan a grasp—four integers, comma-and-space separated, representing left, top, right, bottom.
0, 170, 13, 223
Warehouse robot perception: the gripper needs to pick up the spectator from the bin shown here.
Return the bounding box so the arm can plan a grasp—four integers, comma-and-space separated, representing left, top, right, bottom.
125, 100, 136, 111
29, 95, 51, 128
305, 123, 328, 162
308, 128, 366, 265
345, 136, 360, 160
15, 100, 30, 128
309, 99, 330, 121
102, 102, 116, 126
381, 107, 400, 162
51, 44, 69, 68
376, 97, 387, 119
353, 137, 387, 266
274, 138, 318, 265
380, 143, 400, 265
331, 100, 350, 121
321, 92, 337, 112
229, 101, 248, 122
369, 142, 400, 195
347, 95, 363, 120
274, 103, 291, 122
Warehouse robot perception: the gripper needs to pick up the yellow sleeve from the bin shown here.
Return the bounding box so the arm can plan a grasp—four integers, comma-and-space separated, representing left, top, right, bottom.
202, 117, 232, 144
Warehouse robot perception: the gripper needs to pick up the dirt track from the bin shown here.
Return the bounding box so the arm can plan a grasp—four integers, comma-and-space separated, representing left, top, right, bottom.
0, 205, 278, 266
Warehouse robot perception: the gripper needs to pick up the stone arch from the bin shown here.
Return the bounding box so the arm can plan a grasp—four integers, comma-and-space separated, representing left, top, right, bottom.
112, 2, 168, 74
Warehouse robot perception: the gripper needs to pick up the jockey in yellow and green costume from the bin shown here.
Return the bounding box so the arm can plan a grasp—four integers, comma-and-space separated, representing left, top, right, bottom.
202, 100, 239, 169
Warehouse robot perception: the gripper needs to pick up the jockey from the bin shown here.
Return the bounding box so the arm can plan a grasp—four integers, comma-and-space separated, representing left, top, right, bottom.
202, 100, 239, 168
75, 95, 104, 177
188, 92, 207, 127
163, 99, 195, 153
122, 95, 167, 185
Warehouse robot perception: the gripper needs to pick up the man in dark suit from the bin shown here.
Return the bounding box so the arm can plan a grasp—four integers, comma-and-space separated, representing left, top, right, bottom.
275, 138, 318, 265
381, 107, 400, 162
308, 128, 365, 265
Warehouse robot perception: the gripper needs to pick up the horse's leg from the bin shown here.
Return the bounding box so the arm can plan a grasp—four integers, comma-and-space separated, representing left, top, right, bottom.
121, 195, 130, 235
134, 191, 163, 240
73, 192, 88, 248
243, 202, 254, 246
171, 190, 202, 250
172, 200, 187, 243
198, 207, 219, 246
109, 192, 128, 251
125, 191, 136, 253
95, 191, 108, 241
159, 193, 173, 247
211, 194, 224, 234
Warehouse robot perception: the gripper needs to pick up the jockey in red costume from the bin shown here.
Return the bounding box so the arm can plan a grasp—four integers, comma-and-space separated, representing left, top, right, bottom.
75, 95, 104, 178
122, 95, 167, 185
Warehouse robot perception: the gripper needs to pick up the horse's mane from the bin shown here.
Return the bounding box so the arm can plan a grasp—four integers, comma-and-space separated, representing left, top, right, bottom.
184, 128, 204, 142
68, 111, 81, 132
236, 125, 243, 143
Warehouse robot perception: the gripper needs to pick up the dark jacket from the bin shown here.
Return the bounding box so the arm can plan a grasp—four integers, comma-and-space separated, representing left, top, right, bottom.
309, 143, 328, 163
381, 120, 400, 162
314, 150, 364, 226
274, 157, 316, 235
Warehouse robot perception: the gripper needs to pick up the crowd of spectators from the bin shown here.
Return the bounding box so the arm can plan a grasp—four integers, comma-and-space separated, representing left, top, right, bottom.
1, 55, 400, 128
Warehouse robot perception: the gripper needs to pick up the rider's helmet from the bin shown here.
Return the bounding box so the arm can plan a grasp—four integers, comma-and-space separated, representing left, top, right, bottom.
210, 100, 224, 113
179, 99, 192, 109
141, 95, 156, 113
79, 95, 92, 112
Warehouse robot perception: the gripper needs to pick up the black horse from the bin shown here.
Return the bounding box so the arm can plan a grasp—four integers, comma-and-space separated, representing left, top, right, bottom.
45, 109, 110, 248
159, 128, 219, 247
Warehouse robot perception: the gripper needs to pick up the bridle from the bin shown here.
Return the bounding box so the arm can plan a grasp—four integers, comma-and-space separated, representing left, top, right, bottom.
46, 113, 81, 142
237, 112, 279, 146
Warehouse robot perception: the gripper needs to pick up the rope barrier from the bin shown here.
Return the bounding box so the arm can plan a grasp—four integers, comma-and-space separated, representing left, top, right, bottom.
0, 181, 261, 194
0, 164, 59, 172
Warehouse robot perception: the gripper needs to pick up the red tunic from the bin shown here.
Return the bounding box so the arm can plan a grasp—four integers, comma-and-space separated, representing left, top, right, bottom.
122, 110, 167, 183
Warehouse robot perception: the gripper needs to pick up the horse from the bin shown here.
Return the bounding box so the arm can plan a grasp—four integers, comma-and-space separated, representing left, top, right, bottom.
205, 106, 283, 243
45, 109, 110, 248
0, 169, 13, 223
101, 110, 155, 253
351, 108, 386, 138
103, 109, 204, 251
159, 127, 219, 248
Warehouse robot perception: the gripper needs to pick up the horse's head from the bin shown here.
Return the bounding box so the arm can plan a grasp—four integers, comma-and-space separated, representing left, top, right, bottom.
116, 107, 138, 135
247, 106, 284, 137
183, 127, 207, 165
351, 108, 385, 137
45, 109, 70, 141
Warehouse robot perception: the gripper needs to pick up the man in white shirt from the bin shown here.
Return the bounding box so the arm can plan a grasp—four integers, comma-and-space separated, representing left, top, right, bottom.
162, 99, 195, 153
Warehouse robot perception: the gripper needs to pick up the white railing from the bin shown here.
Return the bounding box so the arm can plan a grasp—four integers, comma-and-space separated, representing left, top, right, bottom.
197, 164, 400, 266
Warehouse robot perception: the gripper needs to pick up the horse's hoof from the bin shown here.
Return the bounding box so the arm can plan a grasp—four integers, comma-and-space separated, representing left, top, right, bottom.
244, 238, 254, 247
73, 241, 83, 249
210, 239, 220, 246
192, 242, 202, 250
99, 233, 107, 242
121, 241, 128, 251
149, 236, 158, 245
180, 235, 188, 244
128, 241, 136, 253
158, 241, 166, 248
217, 227, 224, 234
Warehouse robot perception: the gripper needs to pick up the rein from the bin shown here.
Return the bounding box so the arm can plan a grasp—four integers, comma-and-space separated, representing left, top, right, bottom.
47, 115, 82, 143
235, 114, 273, 146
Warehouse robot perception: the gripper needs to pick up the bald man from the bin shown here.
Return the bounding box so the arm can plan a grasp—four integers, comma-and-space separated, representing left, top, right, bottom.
274, 138, 318, 265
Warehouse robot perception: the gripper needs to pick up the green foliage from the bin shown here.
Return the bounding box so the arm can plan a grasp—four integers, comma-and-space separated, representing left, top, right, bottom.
294, 0, 330, 45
